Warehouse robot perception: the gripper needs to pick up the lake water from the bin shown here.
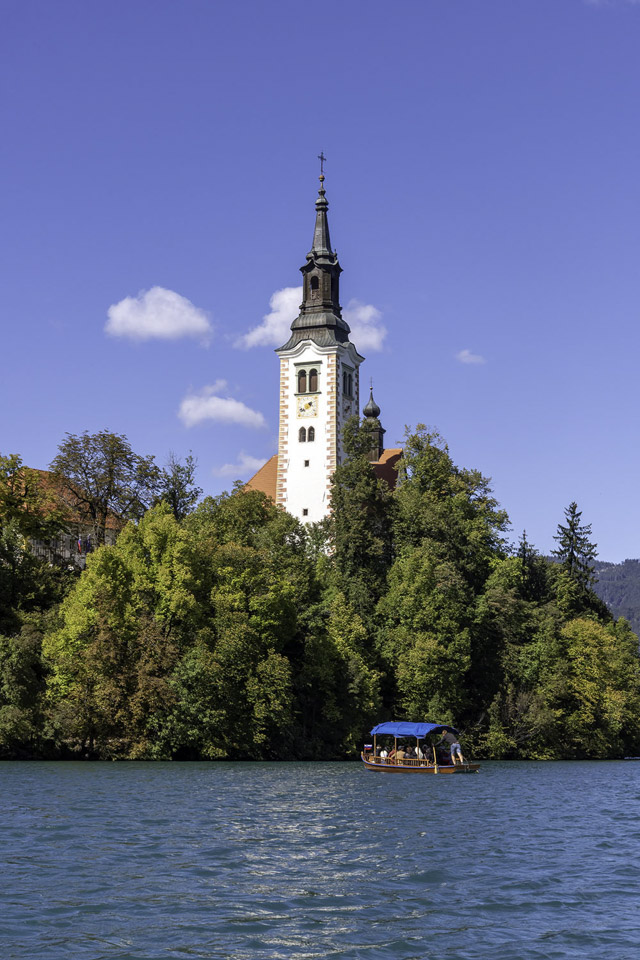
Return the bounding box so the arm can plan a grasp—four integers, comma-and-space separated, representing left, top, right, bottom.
1, 761, 639, 959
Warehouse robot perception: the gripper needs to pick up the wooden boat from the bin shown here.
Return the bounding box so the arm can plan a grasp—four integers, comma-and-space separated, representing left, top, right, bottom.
361, 721, 480, 774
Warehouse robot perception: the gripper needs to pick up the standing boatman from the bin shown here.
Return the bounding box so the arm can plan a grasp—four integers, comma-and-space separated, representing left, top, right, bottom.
440, 730, 465, 765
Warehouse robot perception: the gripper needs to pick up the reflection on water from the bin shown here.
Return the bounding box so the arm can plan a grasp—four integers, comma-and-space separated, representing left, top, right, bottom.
1, 761, 640, 959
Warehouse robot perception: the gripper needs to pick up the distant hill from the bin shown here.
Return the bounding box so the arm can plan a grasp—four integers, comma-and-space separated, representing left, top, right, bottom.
594, 559, 640, 637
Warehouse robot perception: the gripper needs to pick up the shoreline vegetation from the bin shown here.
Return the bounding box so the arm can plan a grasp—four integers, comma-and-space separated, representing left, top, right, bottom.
2, 422, 640, 762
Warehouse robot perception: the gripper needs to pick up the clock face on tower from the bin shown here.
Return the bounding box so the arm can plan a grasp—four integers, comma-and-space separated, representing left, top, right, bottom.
297, 396, 318, 418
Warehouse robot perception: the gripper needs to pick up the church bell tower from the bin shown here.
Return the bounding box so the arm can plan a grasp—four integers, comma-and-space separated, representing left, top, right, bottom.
275, 170, 364, 522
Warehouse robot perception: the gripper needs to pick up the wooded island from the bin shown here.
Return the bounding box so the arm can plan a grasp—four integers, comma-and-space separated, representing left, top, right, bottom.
2, 422, 639, 761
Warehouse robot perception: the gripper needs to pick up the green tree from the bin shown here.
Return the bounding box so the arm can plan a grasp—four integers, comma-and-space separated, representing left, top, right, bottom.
540, 617, 640, 758
0, 456, 75, 635
377, 544, 472, 721
377, 427, 509, 724
0, 454, 68, 542
155, 452, 202, 521
325, 593, 381, 753
44, 505, 195, 757
517, 530, 549, 603
552, 501, 597, 590
393, 427, 509, 591
0, 620, 49, 758
50, 431, 160, 546
328, 418, 394, 623
44, 492, 321, 760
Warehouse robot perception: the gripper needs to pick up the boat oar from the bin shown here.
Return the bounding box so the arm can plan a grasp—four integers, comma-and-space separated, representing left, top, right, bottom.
432, 745, 438, 774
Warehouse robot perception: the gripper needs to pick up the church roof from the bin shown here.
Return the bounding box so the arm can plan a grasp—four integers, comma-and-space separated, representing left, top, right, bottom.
244, 454, 279, 500
244, 450, 402, 504
22, 468, 122, 531
371, 448, 403, 488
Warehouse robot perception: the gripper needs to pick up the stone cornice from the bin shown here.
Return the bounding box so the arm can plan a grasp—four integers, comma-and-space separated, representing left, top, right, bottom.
276, 339, 364, 364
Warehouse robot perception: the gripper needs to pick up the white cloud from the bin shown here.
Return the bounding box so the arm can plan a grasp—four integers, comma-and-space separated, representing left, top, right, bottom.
236, 286, 386, 352
178, 381, 266, 429
213, 452, 269, 477
456, 349, 486, 365
236, 287, 301, 348
106, 287, 212, 343
343, 299, 387, 352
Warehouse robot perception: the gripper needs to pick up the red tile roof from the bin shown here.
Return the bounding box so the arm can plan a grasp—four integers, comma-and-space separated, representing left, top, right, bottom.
244, 449, 403, 504
27, 468, 122, 530
244, 454, 279, 502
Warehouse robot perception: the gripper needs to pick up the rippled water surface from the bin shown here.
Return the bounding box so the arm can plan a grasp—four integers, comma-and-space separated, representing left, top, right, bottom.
2, 761, 640, 959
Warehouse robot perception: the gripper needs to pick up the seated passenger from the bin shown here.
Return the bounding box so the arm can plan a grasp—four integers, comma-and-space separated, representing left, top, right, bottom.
396, 747, 406, 761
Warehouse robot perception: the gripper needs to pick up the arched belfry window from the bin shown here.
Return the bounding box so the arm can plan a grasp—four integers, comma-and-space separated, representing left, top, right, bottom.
308, 426, 315, 442
310, 275, 319, 295
299, 427, 307, 443
308, 368, 318, 392
298, 370, 307, 394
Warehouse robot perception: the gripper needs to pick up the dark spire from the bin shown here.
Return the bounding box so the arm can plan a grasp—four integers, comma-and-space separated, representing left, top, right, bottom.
311, 175, 332, 256
277, 169, 357, 353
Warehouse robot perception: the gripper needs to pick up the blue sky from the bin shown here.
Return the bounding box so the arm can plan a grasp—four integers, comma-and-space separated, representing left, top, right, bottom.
2, 0, 640, 561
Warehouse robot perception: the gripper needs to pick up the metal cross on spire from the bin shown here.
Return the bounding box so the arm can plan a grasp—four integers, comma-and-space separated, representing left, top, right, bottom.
317, 151, 327, 175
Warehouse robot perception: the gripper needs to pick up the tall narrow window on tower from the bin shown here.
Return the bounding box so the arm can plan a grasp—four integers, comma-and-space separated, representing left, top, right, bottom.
298, 369, 307, 394
299, 427, 307, 442
308, 426, 315, 442
309, 369, 318, 392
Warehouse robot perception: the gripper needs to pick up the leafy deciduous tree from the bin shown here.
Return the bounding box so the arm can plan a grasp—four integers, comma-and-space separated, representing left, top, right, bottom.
50, 431, 160, 545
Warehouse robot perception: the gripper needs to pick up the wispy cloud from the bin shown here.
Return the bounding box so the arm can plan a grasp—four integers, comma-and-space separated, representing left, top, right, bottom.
584, 0, 640, 6
106, 287, 212, 343
456, 349, 486, 365
343, 299, 387, 352
236, 287, 301, 348
213, 452, 268, 477
235, 286, 386, 352
178, 381, 266, 429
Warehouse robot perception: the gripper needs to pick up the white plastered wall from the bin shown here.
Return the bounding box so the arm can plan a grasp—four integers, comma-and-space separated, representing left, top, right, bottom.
276, 340, 361, 523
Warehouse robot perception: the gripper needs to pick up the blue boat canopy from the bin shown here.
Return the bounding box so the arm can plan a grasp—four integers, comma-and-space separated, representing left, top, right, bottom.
370, 721, 458, 738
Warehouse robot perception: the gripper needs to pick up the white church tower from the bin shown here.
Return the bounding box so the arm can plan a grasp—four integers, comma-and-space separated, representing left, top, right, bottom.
275, 171, 364, 522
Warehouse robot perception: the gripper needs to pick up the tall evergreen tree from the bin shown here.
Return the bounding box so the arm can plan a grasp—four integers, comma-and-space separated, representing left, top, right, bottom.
516, 529, 549, 602
552, 501, 598, 590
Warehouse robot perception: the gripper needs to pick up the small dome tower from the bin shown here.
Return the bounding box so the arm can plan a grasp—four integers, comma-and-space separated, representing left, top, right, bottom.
362, 386, 385, 462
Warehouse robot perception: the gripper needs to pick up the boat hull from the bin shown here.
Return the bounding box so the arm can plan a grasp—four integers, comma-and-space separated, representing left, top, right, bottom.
361, 753, 480, 774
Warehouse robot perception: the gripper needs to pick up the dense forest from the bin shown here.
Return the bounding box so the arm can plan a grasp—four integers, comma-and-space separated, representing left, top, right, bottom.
593, 560, 640, 637
2, 423, 640, 761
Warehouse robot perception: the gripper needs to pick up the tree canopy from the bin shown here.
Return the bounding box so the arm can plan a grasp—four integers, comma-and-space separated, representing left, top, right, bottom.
2, 426, 639, 761
50, 430, 160, 545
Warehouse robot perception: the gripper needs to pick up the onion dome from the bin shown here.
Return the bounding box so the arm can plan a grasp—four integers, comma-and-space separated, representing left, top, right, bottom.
363, 389, 381, 420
